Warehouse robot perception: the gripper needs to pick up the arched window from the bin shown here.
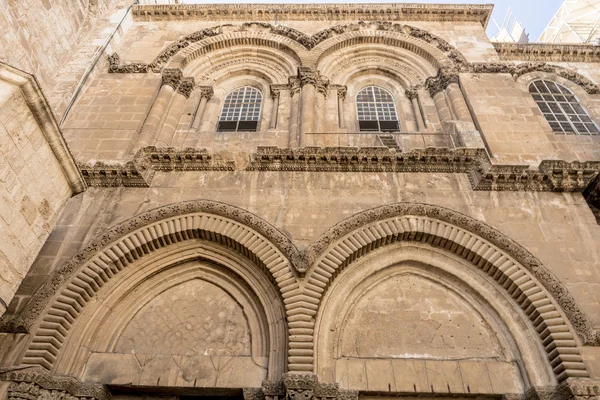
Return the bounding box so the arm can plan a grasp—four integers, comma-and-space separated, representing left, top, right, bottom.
529, 80, 599, 135
217, 87, 263, 132
356, 86, 400, 132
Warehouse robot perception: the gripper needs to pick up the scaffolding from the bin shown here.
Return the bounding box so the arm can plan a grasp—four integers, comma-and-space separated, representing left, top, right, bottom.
538, 0, 600, 43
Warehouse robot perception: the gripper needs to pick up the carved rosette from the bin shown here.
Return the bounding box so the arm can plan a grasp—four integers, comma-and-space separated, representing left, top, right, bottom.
176, 77, 195, 98
161, 68, 183, 89
198, 86, 214, 100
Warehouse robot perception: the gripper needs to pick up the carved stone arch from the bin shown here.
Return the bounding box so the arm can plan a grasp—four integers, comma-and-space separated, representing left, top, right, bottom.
309, 26, 468, 72
164, 32, 305, 74
1, 200, 302, 371
48, 241, 287, 384
284, 203, 597, 381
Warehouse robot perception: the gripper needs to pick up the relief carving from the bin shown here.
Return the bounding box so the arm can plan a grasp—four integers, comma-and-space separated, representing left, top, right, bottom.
161, 68, 183, 89
199, 86, 214, 100
425, 70, 460, 96
107, 53, 148, 73
176, 77, 195, 98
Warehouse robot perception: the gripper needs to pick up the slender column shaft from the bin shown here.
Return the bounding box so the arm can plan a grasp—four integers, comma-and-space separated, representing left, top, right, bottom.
270, 92, 280, 129
178, 88, 202, 129
136, 84, 175, 150
288, 89, 300, 147
300, 84, 316, 139
446, 83, 473, 123
191, 87, 214, 131
433, 91, 453, 124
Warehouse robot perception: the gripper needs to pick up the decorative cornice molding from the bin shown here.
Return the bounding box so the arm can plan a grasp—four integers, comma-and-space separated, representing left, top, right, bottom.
131, 4, 493, 27
0, 62, 86, 194
494, 42, 600, 63
135, 146, 236, 172
524, 380, 600, 400
0, 367, 111, 400
107, 21, 469, 73
78, 161, 154, 188
107, 53, 148, 73
469, 62, 600, 94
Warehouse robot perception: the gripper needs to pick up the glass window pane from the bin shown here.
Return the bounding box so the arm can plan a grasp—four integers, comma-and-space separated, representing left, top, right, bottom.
356, 86, 399, 132
218, 87, 263, 132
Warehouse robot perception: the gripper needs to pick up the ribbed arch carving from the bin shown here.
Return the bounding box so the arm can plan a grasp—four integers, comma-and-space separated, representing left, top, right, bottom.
285, 203, 595, 382
10, 201, 301, 370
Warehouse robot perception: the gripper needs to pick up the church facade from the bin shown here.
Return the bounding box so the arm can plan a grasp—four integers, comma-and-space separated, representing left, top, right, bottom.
0, 2, 600, 400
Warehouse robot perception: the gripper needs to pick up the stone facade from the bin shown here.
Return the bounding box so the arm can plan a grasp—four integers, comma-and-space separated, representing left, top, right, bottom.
0, 3, 600, 400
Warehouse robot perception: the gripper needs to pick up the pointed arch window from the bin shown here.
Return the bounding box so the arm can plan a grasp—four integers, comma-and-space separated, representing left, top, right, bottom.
356, 86, 400, 132
217, 87, 263, 132
529, 80, 599, 135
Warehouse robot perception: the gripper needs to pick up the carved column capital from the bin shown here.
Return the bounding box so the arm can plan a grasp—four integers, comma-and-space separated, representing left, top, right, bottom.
198, 86, 214, 100
298, 67, 318, 87
244, 388, 265, 400
425, 70, 460, 96
289, 77, 301, 97
405, 87, 420, 100
161, 68, 183, 89
333, 85, 347, 100
176, 77, 195, 98
270, 84, 288, 99
315, 76, 330, 96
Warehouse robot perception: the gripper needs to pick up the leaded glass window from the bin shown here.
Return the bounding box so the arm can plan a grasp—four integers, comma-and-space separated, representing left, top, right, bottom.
529, 80, 599, 135
217, 87, 262, 132
356, 86, 400, 132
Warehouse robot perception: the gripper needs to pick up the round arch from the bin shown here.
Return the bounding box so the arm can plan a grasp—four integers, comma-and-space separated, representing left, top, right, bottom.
10, 201, 301, 373
285, 203, 595, 382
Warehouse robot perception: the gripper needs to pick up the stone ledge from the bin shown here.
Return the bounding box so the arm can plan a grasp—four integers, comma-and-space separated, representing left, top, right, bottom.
77, 146, 600, 194
494, 43, 600, 63
131, 4, 492, 27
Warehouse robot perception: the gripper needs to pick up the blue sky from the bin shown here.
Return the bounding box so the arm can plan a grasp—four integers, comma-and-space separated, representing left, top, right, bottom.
183, 0, 566, 41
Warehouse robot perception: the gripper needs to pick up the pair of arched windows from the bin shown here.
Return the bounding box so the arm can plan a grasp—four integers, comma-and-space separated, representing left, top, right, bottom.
215, 81, 599, 135
216, 85, 400, 133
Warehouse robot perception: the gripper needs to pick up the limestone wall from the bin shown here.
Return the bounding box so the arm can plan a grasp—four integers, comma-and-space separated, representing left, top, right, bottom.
0, 67, 82, 316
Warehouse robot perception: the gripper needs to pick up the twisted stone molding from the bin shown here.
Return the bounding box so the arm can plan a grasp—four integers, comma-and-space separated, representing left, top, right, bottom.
106, 21, 468, 73
287, 202, 598, 379
0, 367, 110, 400
1, 201, 301, 369
493, 42, 600, 63
131, 3, 493, 27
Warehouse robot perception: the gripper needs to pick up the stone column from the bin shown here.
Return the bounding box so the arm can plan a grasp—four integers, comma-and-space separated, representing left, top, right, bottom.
406, 87, 425, 131
269, 84, 287, 130
156, 77, 194, 147
446, 82, 473, 124
135, 68, 182, 150
191, 86, 214, 131
335, 85, 347, 129
298, 67, 317, 143
177, 85, 203, 129
288, 77, 301, 147
314, 76, 329, 133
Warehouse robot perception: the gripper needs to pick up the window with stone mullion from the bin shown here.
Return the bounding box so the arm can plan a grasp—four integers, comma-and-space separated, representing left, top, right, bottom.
529, 80, 599, 135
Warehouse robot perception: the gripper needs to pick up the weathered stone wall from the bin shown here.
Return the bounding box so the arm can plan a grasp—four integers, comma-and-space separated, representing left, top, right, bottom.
0, 80, 74, 316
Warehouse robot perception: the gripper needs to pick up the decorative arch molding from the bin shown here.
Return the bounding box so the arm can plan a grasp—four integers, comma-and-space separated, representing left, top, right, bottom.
284, 203, 597, 381
107, 22, 469, 75
0, 201, 303, 336
470, 62, 600, 94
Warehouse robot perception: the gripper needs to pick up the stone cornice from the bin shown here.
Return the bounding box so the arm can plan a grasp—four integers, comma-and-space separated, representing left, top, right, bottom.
132, 4, 493, 27
494, 42, 600, 63
77, 146, 600, 194
0, 62, 86, 194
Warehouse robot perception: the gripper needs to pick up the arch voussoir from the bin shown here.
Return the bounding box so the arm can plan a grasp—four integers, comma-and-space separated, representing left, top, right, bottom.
9, 201, 301, 371
285, 203, 594, 383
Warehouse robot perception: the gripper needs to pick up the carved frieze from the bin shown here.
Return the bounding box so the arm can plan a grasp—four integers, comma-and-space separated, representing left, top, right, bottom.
78, 161, 153, 188
176, 77, 195, 98
134, 146, 236, 172
0, 367, 110, 400
494, 42, 600, 63
107, 53, 148, 73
